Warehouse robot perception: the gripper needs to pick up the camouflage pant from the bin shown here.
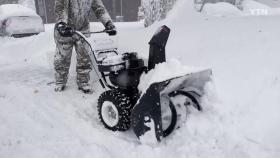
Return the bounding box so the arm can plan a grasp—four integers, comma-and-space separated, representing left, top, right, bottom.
54, 30, 92, 87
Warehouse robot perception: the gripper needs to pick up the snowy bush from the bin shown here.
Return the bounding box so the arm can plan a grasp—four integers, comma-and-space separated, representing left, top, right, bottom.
140, 0, 177, 27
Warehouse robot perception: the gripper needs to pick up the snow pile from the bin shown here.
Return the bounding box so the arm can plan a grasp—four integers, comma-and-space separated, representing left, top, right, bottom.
138, 59, 207, 92
0, 4, 38, 18
199, 0, 280, 17
202, 2, 243, 16
166, 0, 200, 21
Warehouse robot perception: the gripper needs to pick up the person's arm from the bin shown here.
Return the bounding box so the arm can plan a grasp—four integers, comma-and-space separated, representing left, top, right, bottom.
91, 0, 112, 25
55, 0, 68, 23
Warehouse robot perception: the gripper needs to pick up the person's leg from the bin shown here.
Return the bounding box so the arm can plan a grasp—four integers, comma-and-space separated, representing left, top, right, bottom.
54, 30, 74, 91
75, 38, 93, 93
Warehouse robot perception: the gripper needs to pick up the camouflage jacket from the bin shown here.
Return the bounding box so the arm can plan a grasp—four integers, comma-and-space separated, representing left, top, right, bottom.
55, 0, 112, 31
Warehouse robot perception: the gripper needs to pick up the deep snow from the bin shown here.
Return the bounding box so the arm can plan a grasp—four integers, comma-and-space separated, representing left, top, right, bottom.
202, 0, 280, 16
0, 4, 38, 20
1, 0, 280, 157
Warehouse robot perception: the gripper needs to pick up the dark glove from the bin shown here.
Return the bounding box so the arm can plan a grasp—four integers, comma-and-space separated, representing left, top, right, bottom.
55, 22, 74, 37
105, 21, 117, 36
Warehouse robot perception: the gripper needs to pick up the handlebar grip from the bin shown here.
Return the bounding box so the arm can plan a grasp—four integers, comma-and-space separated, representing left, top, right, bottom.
106, 29, 117, 36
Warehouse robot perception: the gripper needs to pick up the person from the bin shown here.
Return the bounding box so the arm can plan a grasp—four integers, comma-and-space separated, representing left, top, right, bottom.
54, 0, 116, 93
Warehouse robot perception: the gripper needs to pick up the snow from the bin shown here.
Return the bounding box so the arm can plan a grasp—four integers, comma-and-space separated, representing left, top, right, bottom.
255, 0, 280, 8
138, 59, 207, 92
0, 4, 38, 20
139, 119, 158, 145
1, 0, 280, 157
202, 2, 243, 16
3, 16, 45, 35
201, 0, 280, 17
0, 4, 43, 35
102, 54, 124, 65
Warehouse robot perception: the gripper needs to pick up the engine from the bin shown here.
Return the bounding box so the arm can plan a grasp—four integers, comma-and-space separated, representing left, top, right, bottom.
97, 52, 146, 90
96, 25, 171, 90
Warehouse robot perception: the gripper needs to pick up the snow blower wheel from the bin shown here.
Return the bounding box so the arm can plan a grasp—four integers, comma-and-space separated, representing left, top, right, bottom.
98, 89, 133, 131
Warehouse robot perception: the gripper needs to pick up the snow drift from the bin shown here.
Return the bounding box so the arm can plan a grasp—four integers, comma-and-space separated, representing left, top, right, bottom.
201, 0, 280, 17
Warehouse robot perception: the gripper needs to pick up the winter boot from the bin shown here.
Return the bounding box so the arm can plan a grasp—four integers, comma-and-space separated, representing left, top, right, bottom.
54, 84, 66, 92
78, 83, 93, 94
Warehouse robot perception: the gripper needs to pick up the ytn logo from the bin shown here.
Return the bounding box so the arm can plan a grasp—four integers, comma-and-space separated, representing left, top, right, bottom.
249, 9, 268, 16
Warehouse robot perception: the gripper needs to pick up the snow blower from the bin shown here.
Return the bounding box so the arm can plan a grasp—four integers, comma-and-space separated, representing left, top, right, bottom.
74, 25, 212, 142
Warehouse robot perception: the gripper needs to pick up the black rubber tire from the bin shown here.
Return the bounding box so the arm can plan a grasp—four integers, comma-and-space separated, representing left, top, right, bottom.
97, 89, 133, 131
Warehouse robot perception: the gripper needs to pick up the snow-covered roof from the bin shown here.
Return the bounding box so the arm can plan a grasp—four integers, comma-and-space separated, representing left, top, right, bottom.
0, 4, 38, 18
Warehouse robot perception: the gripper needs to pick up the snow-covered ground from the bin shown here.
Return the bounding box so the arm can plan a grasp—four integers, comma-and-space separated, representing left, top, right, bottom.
1, 0, 280, 157
202, 0, 280, 16
254, 0, 280, 8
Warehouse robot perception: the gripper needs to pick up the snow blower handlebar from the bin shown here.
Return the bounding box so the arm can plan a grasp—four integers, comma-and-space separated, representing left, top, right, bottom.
55, 21, 117, 37
72, 30, 117, 90
81, 30, 117, 36
81, 30, 107, 34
